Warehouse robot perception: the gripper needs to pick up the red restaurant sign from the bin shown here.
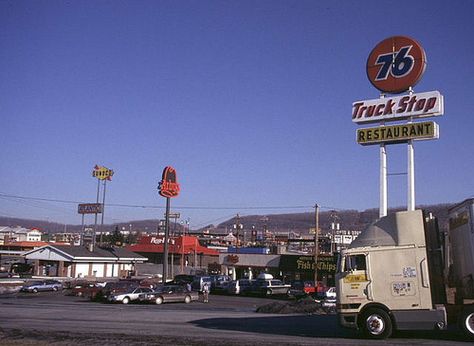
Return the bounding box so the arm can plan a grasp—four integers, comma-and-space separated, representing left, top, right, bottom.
158, 166, 180, 198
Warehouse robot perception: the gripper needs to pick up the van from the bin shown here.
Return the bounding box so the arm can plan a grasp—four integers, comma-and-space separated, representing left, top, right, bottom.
191, 276, 212, 292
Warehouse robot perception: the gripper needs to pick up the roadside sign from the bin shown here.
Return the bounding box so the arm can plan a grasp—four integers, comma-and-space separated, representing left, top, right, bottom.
352, 90, 444, 124
78, 203, 103, 214
367, 36, 426, 94
166, 212, 181, 219
357, 121, 439, 146
158, 166, 180, 198
92, 165, 114, 181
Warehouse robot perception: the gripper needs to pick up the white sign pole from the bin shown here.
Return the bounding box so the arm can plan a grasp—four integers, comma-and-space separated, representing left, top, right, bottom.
407, 140, 415, 211
380, 144, 388, 217
407, 88, 415, 211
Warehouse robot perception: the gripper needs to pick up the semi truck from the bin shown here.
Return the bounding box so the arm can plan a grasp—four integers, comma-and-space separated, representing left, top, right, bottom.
335, 198, 474, 339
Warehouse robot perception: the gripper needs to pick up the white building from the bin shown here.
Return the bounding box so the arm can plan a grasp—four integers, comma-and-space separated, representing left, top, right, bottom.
24, 244, 147, 278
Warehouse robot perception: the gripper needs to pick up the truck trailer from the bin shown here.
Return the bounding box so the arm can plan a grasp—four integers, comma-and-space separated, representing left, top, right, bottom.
335, 198, 474, 339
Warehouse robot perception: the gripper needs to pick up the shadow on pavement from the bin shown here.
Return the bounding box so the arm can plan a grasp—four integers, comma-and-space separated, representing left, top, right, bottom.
191, 314, 470, 342
192, 314, 357, 338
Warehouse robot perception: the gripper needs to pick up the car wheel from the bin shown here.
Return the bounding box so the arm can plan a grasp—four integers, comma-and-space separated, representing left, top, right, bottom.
53, 286, 58, 292
32, 288, 38, 293
77, 292, 83, 297
360, 308, 393, 339
459, 307, 474, 340
184, 295, 192, 304
155, 296, 164, 305
122, 297, 130, 304
266, 289, 272, 296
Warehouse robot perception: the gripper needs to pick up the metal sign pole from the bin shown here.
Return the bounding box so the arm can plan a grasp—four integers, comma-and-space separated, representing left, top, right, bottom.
380, 144, 388, 217
100, 179, 107, 245
162, 197, 170, 284
93, 178, 100, 249
407, 140, 415, 211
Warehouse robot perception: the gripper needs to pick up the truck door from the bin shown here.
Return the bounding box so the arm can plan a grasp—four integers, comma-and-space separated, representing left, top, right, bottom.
340, 254, 372, 303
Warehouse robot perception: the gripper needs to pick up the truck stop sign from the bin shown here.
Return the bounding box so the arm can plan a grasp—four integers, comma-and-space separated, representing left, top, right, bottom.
367, 36, 426, 94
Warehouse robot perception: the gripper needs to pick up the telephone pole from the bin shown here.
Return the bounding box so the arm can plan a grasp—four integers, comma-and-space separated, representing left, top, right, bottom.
314, 203, 320, 285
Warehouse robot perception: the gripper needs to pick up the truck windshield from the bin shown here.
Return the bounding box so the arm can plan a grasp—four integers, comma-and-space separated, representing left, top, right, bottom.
344, 254, 366, 272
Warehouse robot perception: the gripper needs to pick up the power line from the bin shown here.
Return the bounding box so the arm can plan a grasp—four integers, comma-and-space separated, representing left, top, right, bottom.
0, 192, 318, 211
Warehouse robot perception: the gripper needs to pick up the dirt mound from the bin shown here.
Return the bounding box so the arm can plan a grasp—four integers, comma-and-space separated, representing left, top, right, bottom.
256, 296, 331, 314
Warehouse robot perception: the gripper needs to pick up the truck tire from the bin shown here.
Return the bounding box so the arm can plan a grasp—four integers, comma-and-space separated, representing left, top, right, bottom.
360, 308, 393, 339
460, 307, 474, 340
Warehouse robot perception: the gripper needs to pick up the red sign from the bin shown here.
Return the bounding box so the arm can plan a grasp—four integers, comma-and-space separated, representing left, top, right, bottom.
367, 36, 426, 94
158, 166, 180, 198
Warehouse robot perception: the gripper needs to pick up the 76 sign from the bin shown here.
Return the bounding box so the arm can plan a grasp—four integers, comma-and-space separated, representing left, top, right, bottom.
367, 36, 426, 94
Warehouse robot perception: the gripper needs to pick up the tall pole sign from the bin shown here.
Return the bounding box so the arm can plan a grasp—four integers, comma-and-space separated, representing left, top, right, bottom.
158, 166, 180, 283
91, 165, 114, 248
354, 36, 444, 217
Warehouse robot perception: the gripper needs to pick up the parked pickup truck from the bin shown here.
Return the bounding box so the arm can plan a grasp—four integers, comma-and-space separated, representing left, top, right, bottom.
252, 275, 291, 296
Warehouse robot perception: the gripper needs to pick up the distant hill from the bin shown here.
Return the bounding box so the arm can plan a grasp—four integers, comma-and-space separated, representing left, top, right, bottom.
0, 203, 453, 236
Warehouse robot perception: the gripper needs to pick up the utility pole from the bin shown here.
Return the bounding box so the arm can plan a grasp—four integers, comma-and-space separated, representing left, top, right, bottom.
314, 204, 320, 285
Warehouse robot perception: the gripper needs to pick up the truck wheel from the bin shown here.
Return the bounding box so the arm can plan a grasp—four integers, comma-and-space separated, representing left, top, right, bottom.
360, 308, 393, 339
460, 308, 474, 340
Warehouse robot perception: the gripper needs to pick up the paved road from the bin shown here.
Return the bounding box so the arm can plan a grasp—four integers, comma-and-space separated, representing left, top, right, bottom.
0, 291, 470, 345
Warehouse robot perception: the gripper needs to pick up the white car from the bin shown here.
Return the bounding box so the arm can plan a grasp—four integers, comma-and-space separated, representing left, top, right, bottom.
108, 287, 153, 304
325, 287, 336, 299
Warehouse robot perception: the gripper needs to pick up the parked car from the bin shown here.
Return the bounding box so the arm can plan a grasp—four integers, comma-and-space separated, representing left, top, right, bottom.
99, 281, 139, 301
107, 286, 153, 304
170, 274, 195, 286
324, 286, 336, 299
139, 284, 199, 304
0, 271, 12, 278
210, 274, 232, 292
71, 282, 103, 298
287, 280, 316, 298
191, 275, 212, 292
226, 279, 252, 295
247, 277, 291, 296
20, 280, 63, 293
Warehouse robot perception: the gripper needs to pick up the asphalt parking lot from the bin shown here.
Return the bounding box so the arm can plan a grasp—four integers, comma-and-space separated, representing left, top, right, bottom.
0, 288, 471, 345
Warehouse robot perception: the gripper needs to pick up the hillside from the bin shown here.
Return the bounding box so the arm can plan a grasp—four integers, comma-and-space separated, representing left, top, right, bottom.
0, 203, 453, 236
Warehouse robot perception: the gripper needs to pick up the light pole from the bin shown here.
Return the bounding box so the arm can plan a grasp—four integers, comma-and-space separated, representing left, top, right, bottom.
314, 204, 320, 285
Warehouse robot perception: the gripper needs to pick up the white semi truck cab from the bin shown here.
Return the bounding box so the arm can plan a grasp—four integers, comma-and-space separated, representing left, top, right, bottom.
336, 200, 474, 339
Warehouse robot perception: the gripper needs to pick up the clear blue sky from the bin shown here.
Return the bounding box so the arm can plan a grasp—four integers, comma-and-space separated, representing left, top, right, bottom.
1, 0, 473, 229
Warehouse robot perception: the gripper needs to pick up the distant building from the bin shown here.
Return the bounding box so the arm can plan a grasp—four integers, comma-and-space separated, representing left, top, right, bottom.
24, 244, 147, 278
0, 226, 43, 245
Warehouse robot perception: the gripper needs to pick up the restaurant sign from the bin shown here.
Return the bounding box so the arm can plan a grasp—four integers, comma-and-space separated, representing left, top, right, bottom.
279, 255, 337, 274
357, 121, 439, 146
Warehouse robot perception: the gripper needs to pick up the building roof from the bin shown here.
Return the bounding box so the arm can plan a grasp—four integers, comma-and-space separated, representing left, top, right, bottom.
24, 244, 147, 262
127, 235, 219, 256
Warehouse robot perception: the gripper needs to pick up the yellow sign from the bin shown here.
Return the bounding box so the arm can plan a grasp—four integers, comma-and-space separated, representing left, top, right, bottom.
357, 121, 438, 146
92, 165, 114, 181
343, 273, 367, 283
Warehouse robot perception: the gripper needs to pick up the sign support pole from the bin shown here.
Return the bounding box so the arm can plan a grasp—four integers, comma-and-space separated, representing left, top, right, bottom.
407, 140, 415, 211
93, 178, 100, 249
163, 197, 170, 284
100, 179, 107, 245
379, 144, 388, 217
313, 204, 320, 285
